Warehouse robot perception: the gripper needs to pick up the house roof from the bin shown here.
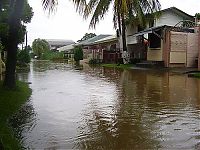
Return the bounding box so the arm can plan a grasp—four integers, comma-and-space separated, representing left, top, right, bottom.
76, 34, 111, 46
94, 35, 117, 44
57, 44, 74, 52
128, 25, 194, 38
160, 7, 194, 20
46, 39, 75, 46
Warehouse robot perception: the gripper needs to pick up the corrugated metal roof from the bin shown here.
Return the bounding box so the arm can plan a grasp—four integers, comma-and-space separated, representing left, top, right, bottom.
57, 44, 74, 52
94, 35, 117, 44
46, 39, 75, 46
76, 34, 111, 46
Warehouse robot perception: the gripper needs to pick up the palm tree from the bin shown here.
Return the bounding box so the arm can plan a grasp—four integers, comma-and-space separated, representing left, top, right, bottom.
42, 0, 160, 61
84, 0, 161, 63
3, 0, 25, 88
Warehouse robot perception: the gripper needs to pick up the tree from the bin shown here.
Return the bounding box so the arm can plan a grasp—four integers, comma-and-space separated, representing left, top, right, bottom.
17, 49, 31, 64
32, 38, 50, 58
0, 0, 33, 88
74, 46, 83, 63
84, 0, 160, 52
41, 0, 160, 55
195, 13, 200, 20
77, 33, 96, 42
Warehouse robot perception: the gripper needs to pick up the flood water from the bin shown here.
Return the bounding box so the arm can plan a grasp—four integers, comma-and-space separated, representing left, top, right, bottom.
10, 61, 200, 149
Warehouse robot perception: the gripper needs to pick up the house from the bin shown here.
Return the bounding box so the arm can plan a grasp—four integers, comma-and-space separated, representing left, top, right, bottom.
57, 44, 75, 60
46, 39, 75, 51
91, 35, 120, 63
124, 7, 199, 68
76, 34, 111, 60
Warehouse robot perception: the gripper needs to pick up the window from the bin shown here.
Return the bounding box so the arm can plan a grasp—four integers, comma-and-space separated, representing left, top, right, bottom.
149, 30, 161, 48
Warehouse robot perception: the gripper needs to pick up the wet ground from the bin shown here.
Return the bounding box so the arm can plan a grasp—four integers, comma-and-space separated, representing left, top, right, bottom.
10, 61, 200, 149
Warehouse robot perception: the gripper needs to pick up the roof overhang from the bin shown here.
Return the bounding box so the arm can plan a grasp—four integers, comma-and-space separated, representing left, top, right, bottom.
127, 25, 167, 44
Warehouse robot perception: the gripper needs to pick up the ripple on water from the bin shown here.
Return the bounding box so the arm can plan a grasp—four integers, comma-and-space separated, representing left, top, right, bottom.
12, 61, 200, 149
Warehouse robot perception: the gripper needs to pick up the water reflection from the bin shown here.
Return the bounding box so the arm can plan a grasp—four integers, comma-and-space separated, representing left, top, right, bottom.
13, 61, 200, 149
76, 67, 200, 149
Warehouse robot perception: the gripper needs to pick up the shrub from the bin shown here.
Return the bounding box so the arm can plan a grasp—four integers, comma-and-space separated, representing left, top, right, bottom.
89, 59, 101, 64
41, 51, 64, 60
17, 50, 31, 64
74, 46, 83, 62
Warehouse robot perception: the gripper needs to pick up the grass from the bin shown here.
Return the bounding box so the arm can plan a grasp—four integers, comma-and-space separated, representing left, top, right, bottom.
189, 73, 200, 78
101, 64, 133, 69
0, 81, 31, 149
41, 51, 64, 61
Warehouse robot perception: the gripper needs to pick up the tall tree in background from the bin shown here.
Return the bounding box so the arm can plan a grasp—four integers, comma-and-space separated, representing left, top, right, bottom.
0, 0, 33, 88
32, 38, 50, 58
77, 33, 96, 42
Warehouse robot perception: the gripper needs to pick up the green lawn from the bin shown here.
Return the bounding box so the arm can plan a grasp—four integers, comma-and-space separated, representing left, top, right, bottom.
189, 73, 200, 78
101, 64, 133, 69
0, 81, 31, 149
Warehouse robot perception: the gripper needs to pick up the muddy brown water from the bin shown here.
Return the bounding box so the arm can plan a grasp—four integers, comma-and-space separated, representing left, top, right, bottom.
10, 61, 200, 149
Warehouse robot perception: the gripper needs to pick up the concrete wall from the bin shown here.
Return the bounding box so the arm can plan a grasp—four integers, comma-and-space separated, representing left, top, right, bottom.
187, 33, 199, 67
169, 31, 199, 67
169, 32, 187, 65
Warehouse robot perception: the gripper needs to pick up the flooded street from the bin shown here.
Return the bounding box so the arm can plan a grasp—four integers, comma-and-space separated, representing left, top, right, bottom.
11, 61, 200, 149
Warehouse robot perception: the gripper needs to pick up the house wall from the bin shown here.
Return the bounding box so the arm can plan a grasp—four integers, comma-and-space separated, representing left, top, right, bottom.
126, 24, 138, 36
187, 33, 199, 67
168, 31, 199, 67
169, 32, 187, 65
155, 11, 187, 27
127, 43, 146, 59
147, 40, 163, 61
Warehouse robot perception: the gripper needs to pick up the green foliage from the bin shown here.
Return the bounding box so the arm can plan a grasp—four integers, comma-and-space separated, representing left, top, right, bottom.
32, 38, 50, 58
0, 0, 33, 48
25, 45, 32, 52
77, 33, 96, 42
17, 49, 31, 64
0, 81, 31, 149
41, 51, 64, 60
0, 41, 4, 52
74, 46, 83, 62
89, 58, 101, 64
101, 64, 133, 69
195, 13, 200, 19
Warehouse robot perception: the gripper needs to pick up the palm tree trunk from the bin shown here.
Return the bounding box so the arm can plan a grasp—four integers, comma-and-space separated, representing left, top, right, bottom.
121, 15, 127, 52
3, 0, 25, 89
117, 11, 121, 34
25, 31, 28, 50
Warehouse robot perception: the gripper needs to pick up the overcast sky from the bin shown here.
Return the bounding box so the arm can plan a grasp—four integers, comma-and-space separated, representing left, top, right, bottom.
27, 0, 200, 45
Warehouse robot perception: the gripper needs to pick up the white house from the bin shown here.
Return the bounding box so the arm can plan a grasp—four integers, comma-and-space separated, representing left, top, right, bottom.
121, 7, 198, 68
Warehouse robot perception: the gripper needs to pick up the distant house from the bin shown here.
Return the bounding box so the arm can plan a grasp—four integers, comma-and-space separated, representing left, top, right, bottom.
46, 39, 75, 51
57, 44, 75, 60
91, 35, 120, 63
76, 34, 111, 60
123, 7, 199, 68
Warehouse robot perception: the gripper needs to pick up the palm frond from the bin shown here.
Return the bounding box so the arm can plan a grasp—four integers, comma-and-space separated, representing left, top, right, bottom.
42, 0, 58, 14
86, 0, 113, 28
